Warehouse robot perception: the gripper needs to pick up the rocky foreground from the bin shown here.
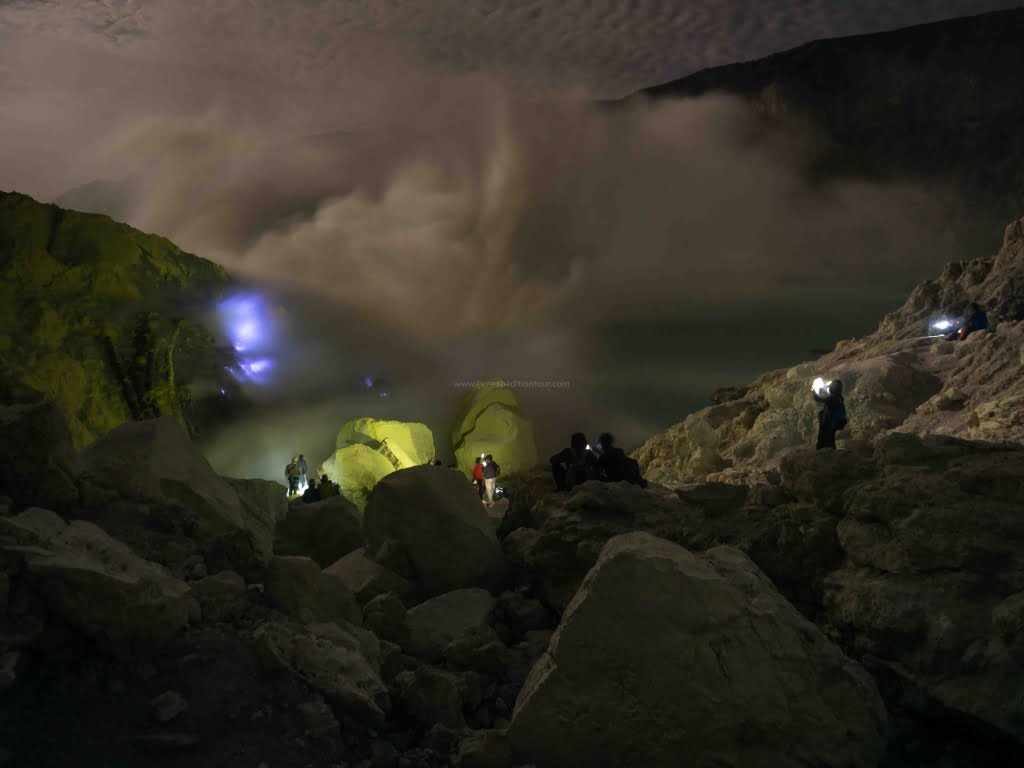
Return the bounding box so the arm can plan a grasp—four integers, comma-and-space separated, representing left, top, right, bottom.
2, 219, 1024, 767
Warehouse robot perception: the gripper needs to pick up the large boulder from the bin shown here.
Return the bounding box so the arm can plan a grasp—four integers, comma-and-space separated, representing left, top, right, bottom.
77, 417, 274, 576
224, 477, 289, 529
509, 532, 887, 768
451, 385, 538, 476
319, 443, 395, 512
521, 481, 695, 611
275, 495, 363, 567
364, 466, 506, 595
189, 570, 248, 623
0, 507, 193, 657
250, 620, 389, 723
0, 401, 80, 513
336, 417, 436, 469
324, 549, 416, 606
264, 555, 361, 626
403, 588, 497, 662
821, 435, 1024, 743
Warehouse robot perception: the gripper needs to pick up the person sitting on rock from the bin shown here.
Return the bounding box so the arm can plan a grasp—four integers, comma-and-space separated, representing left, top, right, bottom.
957, 302, 988, 340
595, 433, 649, 488
813, 379, 847, 450
286, 457, 301, 495
472, 457, 485, 499
318, 474, 339, 499
595, 432, 627, 481
482, 454, 500, 505
550, 433, 596, 491
301, 476, 320, 503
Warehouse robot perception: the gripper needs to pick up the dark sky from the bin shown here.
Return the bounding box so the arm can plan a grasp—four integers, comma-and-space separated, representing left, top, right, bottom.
1, 0, 1015, 476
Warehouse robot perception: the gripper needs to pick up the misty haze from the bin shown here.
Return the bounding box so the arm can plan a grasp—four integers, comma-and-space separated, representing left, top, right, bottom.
3, 2, 1024, 767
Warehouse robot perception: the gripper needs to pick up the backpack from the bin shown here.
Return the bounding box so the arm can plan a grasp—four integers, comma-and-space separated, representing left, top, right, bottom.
287, 463, 300, 478
830, 400, 848, 430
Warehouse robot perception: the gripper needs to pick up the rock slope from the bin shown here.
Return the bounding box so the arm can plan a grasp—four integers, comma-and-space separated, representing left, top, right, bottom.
636, 215, 1024, 487
0, 191, 231, 449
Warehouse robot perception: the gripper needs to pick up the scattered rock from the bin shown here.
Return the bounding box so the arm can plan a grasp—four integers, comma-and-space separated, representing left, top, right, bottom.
370, 738, 400, 768
189, 570, 248, 623
275, 494, 364, 567
150, 690, 188, 723
363, 592, 407, 643
130, 733, 200, 754
403, 588, 497, 663
395, 666, 465, 729
250, 620, 389, 723
0, 651, 19, 690
78, 417, 275, 575
263, 555, 321, 620
454, 729, 513, 768
0, 508, 193, 657
0, 401, 79, 513
315, 566, 364, 626
324, 549, 416, 607
509, 532, 888, 768
297, 697, 341, 739
364, 467, 506, 595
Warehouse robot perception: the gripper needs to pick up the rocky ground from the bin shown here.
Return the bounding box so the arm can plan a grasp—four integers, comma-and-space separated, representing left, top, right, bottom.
2, 219, 1024, 767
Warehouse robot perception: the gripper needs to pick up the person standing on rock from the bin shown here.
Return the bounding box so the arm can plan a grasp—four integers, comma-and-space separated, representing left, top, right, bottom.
286, 457, 301, 495
472, 456, 485, 499
482, 454, 500, 505
297, 454, 308, 491
812, 379, 847, 450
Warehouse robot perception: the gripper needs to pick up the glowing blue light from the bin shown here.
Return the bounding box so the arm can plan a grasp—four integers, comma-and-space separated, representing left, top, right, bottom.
364, 376, 375, 388
217, 292, 277, 386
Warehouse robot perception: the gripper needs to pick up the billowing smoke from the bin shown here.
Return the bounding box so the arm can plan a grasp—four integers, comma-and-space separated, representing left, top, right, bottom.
0, 7, 963, 477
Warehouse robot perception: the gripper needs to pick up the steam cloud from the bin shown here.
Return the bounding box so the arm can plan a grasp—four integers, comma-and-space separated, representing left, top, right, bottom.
0, 4, 969, 477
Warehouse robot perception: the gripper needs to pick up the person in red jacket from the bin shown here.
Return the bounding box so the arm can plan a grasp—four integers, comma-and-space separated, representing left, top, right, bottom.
472, 457, 485, 499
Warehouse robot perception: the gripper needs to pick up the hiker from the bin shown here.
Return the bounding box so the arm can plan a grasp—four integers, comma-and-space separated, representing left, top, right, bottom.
813, 379, 847, 450
301, 476, 320, 503
957, 302, 988, 340
595, 432, 626, 481
285, 457, 301, 495
550, 433, 596, 491
297, 454, 308, 491
472, 457, 485, 499
595, 432, 649, 488
318, 474, 339, 499
482, 454, 500, 504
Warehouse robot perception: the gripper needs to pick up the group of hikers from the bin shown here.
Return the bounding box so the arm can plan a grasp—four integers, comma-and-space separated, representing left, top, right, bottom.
548, 432, 648, 492
284, 454, 339, 502
284, 455, 307, 494
471, 455, 502, 505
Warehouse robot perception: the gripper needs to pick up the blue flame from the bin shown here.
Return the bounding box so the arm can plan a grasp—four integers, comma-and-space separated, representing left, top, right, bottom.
218, 292, 276, 385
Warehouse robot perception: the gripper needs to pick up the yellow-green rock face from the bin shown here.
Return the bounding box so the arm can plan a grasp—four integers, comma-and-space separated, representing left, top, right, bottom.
0, 192, 230, 450
336, 417, 436, 469
319, 443, 397, 512
450, 383, 519, 449
450, 385, 539, 475
319, 417, 438, 510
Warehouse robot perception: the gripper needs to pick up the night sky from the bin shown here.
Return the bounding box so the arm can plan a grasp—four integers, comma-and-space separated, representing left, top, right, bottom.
1, 0, 1017, 476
